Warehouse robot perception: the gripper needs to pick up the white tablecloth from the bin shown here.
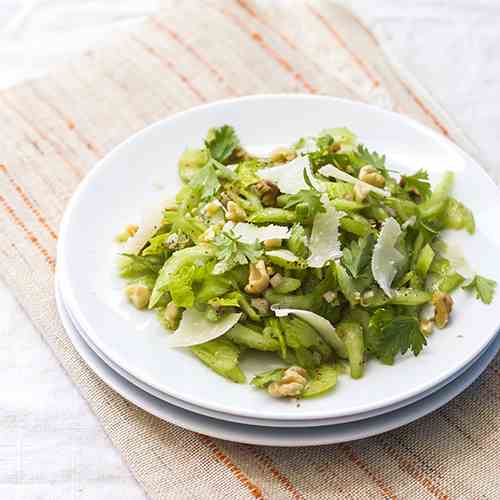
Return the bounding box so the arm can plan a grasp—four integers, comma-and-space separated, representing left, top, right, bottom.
1, 1, 499, 498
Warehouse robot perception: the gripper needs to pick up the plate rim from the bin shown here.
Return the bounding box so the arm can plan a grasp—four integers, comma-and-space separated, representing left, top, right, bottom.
55, 276, 500, 446
57, 93, 500, 420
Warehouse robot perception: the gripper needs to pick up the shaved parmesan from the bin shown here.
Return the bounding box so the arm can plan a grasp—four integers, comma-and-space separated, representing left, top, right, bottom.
307, 196, 342, 268
271, 306, 347, 358
124, 191, 176, 254
265, 249, 299, 262
258, 155, 323, 194
165, 309, 242, 348
439, 241, 472, 278
371, 217, 404, 296
318, 164, 389, 197
224, 222, 291, 243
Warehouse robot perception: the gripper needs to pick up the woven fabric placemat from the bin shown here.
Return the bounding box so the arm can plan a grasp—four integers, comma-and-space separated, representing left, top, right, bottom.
0, 1, 498, 498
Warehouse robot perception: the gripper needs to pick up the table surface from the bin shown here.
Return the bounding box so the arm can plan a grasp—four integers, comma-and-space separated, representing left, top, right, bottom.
1, 1, 499, 498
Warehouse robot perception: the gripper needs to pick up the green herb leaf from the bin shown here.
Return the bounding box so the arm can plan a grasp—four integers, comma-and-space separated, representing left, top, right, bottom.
368, 310, 427, 364
463, 275, 497, 304
282, 188, 325, 222
205, 125, 239, 163
251, 368, 286, 389
211, 230, 263, 274
341, 233, 376, 278
189, 162, 220, 200
168, 262, 196, 308
351, 145, 388, 176
401, 169, 431, 200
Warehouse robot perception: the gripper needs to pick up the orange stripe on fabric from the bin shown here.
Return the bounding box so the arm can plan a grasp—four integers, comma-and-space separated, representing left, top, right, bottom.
377, 439, 450, 500
250, 449, 304, 500
130, 34, 207, 103
212, 4, 316, 93
0, 94, 83, 179
396, 79, 449, 136
339, 444, 397, 500
306, 3, 380, 87
29, 85, 103, 157
152, 19, 239, 96
0, 195, 55, 270
233, 0, 362, 100
1, 164, 58, 241
197, 435, 264, 499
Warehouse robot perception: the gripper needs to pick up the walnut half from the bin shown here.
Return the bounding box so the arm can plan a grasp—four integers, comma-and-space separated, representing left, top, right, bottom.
244, 260, 269, 295
432, 292, 453, 329
268, 366, 308, 398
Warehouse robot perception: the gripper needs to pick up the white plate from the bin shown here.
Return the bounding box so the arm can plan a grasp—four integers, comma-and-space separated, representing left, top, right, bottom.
55, 278, 500, 446
58, 94, 500, 421
59, 276, 495, 427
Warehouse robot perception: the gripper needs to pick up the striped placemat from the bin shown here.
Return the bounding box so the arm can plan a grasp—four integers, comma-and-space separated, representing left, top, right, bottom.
0, 1, 498, 498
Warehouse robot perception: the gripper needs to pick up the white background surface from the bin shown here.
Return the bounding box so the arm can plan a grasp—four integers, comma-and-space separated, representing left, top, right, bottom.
1, 1, 499, 498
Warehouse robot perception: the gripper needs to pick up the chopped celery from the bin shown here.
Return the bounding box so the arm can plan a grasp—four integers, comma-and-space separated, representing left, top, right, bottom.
336, 321, 365, 379
226, 323, 280, 351
249, 208, 297, 224
302, 365, 337, 398
272, 277, 302, 294
190, 338, 245, 383
415, 243, 435, 278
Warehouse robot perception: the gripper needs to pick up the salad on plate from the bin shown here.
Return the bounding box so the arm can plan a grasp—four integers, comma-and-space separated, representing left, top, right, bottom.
116, 125, 496, 399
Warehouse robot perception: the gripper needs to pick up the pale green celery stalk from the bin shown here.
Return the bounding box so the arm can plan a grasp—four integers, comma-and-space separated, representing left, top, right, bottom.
225, 324, 280, 352
336, 321, 365, 379
302, 365, 337, 398
238, 293, 261, 322
190, 338, 245, 383
389, 288, 432, 305
264, 289, 315, 310
149, 245, 213, 308
249, 208, 297, 224
331, 198, 366, 212
415, 243, 435, 278
195, 275, 231, 304
287, 223, 309, 259
443, 198, 475, 234
384, 197, 418, 221
272, 277, 302, 294
334, 262, 359, 306
278, 316, 332, 360
362, 205, 389, 222
419, 171, 454, 219
438, 272, 465, 293
339, 214, 373, 237
264, 317, 287, 358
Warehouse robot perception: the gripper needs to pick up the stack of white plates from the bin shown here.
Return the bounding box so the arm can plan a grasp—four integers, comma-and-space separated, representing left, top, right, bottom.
56, 95, 500, 446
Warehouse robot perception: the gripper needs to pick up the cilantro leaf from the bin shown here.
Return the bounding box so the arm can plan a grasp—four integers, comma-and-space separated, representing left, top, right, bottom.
205, 125, 239, 163
342, 233, 375, 278
189, 162, 220, 200
212, 230, 263, 275
463, 275, 497, 304
368, 310, 427, 364
401, 169, 431, 200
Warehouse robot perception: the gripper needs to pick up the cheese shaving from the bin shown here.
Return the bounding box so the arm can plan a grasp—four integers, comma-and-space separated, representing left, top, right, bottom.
258, 155, 323, 194
223, 222, 291, 243
371, 217, 404, 296
307, 195, 342, 268
165, 309, 242, 348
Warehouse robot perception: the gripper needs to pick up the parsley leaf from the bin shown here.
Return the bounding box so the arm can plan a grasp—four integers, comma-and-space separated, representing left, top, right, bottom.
342, 233, 376, 278
368, 310, 427, 364
211, 230, 263, 275
401, 169, 431, 200
282, 188, 325, 222
351, 145, 388, 176
168, 262, 196, 308
189, 162, 220, 200
205, 125, 239, 163
463, 275, 497, 304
